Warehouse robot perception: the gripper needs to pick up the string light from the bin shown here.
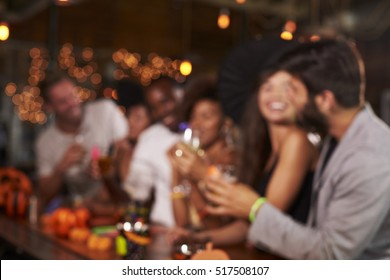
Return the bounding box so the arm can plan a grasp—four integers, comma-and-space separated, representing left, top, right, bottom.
58, 44, 102, 91
180, 60, 192, 76
6, 48, 49, 123
82, 47, 94, 62
5, 83, 17, 96
112, 48, 188, 85
4, 44, 191, 124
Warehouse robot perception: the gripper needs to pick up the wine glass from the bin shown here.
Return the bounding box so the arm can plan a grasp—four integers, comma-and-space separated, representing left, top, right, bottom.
183, 127, 201, 151
216, 164, 237, 183
178, 126, 202, 192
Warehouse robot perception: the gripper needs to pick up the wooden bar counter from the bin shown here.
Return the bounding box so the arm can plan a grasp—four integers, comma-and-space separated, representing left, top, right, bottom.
0, 214, 280, 260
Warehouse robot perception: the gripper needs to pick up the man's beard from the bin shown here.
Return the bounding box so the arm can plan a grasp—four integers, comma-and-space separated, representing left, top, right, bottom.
296, 97, 328, 135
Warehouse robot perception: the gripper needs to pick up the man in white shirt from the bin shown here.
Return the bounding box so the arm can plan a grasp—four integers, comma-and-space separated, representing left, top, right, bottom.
36, 74, 128, 209
125, 77, 180, 228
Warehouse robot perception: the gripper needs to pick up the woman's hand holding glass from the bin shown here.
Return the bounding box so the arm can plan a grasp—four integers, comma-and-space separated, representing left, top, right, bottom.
168, 142, 208, 182
205, 177, 259, 219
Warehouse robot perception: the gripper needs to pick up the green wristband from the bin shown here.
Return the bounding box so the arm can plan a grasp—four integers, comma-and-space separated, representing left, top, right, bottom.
249, 197, 267, 223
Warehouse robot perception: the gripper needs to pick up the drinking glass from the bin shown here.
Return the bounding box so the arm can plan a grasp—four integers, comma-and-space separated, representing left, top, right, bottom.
98, 148, 112, 176
178, 127, 202, 192
216, 164, 237, 183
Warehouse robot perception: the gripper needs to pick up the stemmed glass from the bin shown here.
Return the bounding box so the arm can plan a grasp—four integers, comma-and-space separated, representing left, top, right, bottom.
177, 127, 201, 196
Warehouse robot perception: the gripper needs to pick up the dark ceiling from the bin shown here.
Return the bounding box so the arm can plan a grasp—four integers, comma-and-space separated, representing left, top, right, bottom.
3, 0, 390, 56
1, 0, 389, 111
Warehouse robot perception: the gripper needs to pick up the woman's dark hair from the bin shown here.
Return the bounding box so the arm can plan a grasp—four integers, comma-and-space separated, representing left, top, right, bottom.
178, 76, 221, 124
238, 39, 365, 186
279, 39, 365, 108
116, 79, 149, 116
237, 70, 276, 186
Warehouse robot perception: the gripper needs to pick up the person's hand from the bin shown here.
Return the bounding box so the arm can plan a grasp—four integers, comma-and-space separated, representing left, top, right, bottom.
167, 142, 207, 181
112, 139, 133, 162
57, 143, 86, 173
205, 177, 259, 219
88, 156, 118, 180
166, 227, 193, 245
88, 158, 102, 180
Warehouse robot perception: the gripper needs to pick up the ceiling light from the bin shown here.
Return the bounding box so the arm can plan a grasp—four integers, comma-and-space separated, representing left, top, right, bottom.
179, 60, 192, 76
0, 22, 10, 41
218, 9, 230, 29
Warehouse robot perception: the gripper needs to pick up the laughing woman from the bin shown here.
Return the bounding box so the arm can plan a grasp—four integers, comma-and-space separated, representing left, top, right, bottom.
168, 77, 237, 230
171, 70, 321, 246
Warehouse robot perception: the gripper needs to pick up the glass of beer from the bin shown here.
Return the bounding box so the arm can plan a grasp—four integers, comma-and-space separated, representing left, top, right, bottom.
92, 145, 113, 177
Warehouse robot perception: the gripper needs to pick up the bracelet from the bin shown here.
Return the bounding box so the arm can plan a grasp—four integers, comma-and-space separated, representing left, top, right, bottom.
171, 192, 186, 200
249, 197, 267, 223
171, 184, 191, 200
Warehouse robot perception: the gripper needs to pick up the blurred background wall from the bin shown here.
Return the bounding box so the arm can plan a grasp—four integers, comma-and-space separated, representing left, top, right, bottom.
0, 0, 389, 171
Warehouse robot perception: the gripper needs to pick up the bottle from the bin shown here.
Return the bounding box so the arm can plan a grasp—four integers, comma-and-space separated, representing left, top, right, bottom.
28, 195, 38, 225
115, 222, 127, 257
116, 201, 151, 260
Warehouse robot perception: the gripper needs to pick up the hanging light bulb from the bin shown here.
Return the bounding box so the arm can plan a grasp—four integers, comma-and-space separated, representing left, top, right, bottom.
235, 0, 246, 4
0, 22, 10, 41
180, 60, 192, 76
218, 9, 230, 29
55, 0, 72, 6
280, 31, 293, 41
310, 34, 321, 42
280, 19, 296, 41
284, 20, 297, 33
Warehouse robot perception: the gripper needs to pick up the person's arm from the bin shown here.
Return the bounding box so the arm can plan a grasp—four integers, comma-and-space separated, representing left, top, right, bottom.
206, 154, 390, 258
123, 139, 154, 202
168, 219, 249, 247
38, 144, 86, 206
168, 142, 208, 227
201, 132, 316, 246
205, 130, 317, 217
168, 142, 208, 182
38, 166, 65, 206
205, 178, 259, 218
105, 100, 129, 141
169, 143, 233, 228
248, 154, 390, 259
194, 219, 249, 246
168, 146, 191, 227
112, 140, 134, 183
265, 130, 317, 211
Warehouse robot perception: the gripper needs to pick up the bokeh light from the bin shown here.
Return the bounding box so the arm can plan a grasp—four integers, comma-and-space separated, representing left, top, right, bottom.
218, 10, 230, 29
0, 22, 10, 41
179, 60, 192, 76
280, 31, 293, 40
